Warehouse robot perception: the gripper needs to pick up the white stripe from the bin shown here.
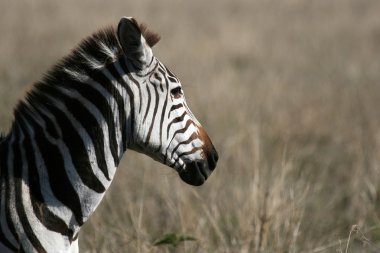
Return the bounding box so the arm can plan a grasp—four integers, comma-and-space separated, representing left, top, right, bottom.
141, 82, 157, 127
54, 87, 117, 177
0, 137, 18, 247
166, 113, 194, 142
78, 49, 104, 70
27, 105, 106, 223
5, 132, 29, 249
19, 115, 75, 227
101, 68, 133, 137
98, 41, 117, 60
41, 94, 112, 187
83, 78, 124, 158
18, 127, 70, 251
62, 67, 89, 82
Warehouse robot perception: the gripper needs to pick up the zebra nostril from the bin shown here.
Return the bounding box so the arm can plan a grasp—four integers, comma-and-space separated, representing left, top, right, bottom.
196, 161, 210, 179
213, 151, 219, 164
179, 161, 208, 186
207, 149, 218, 170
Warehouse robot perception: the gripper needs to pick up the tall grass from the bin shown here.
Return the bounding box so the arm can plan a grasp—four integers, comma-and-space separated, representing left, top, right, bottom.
1, 0, 380, 252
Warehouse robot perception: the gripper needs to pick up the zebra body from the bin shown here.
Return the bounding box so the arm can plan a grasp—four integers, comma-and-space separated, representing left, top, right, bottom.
0, 17, 218, 252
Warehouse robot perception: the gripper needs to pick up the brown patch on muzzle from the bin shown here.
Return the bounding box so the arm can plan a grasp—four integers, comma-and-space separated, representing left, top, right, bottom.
198, 126, 218, 171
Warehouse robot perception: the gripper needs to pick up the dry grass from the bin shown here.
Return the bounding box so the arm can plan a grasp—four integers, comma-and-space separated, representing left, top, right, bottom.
1, 0, 380, 252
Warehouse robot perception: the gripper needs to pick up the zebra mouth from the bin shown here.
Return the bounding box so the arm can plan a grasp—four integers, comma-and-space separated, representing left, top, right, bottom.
169, 148, 218, 186
178, 160, 212, 186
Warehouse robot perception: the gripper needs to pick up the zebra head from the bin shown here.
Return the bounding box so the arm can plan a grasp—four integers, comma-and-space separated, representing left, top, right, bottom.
117, 17, 218, 186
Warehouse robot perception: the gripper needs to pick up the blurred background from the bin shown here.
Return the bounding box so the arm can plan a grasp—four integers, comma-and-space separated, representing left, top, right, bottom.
1, 0, 380, 252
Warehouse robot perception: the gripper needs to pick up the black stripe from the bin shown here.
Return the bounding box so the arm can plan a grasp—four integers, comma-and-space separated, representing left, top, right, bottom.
166, 111, 188, 139
134, 57, 158, 78
164, 65, 178, 82
143, 85, 152, 123
168, 104, 184, 118
156, 69, 170, 152
21, 109, 84, 226
35, 110, 59, 139
66, 80, 119, 167
61, 95, 110, 180
170, 119, 195, 142
170, 132, 198, 159
125, 70, 142, 113
0, 230, 17, 252
147, 56, 155, 69
152, 72, 164, 92
144, 83, 159, 145
1, 141, 19, 246
13, 127, 47, 253
167, 76, 177, 83
166, 119, 196, 153
178, 146, 203, 158
89, 72, 127, 151
165, 120, 196, 163
33, 105, 106, 193
109, 59, 135, 146
0, 143, 18, 251
37, 86, 110, 181
18, 121, 72, 237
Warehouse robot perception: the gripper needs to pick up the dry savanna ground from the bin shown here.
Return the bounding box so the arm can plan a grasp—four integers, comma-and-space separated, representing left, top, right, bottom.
1, 0, 380, 252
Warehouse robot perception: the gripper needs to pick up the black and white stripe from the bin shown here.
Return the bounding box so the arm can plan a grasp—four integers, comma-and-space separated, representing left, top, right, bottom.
0, 17, 218, 252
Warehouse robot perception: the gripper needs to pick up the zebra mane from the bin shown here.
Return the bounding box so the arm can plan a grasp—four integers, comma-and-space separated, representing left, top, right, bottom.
47, 25, 123, 81
13, 22, 160, 124
138, 22, 161, 47
45, 21, 160, 82
46, 21, 160, 81
11, 26, 122, 123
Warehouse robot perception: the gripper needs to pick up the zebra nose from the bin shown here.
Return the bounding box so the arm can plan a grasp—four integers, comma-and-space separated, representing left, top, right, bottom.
178, 149, 218, 186
207, 148, 218, 171
179, 160, 210, 186
197, 160, 211, 179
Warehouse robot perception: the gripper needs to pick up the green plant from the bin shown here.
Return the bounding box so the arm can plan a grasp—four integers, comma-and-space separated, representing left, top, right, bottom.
153, 233, 196, 248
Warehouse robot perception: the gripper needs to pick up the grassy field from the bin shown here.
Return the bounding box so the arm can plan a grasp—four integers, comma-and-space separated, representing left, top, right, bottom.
1, 0, 380, 252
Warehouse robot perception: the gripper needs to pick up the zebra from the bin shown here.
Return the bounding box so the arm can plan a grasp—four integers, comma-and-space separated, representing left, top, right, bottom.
0, 17, 218, 253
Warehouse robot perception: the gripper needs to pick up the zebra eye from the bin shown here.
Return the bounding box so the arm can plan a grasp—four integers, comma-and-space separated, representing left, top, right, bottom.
171, 87, 183, 99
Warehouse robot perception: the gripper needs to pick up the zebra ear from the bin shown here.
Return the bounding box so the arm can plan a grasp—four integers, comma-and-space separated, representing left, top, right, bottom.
117, 17, 152, 68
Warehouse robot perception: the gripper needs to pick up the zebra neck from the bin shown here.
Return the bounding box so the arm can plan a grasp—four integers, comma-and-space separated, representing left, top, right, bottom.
4, 57, 139, 237
0, 27, 140, 250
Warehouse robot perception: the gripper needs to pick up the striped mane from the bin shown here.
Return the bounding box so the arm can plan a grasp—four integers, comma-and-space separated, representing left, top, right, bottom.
13, 26, 122, 124
42, 20, 160, 84
13, 22, 160, 124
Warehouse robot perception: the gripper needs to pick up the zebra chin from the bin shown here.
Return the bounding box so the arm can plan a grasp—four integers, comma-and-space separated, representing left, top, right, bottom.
178, 149, 219, 186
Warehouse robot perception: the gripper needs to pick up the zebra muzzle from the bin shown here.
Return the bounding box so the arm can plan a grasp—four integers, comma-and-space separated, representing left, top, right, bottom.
178, 149, 218, 186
